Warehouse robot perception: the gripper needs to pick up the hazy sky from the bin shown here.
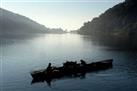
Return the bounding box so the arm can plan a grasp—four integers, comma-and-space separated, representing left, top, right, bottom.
1, 0, 124, 31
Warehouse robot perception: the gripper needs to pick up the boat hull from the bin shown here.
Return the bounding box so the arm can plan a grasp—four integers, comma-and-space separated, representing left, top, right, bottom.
31, 59, 113, 80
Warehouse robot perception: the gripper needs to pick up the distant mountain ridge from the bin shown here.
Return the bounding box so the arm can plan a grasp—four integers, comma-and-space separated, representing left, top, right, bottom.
0, 8, 65, 35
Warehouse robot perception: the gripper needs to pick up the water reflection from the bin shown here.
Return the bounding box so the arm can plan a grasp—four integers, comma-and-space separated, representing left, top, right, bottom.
0, 34, 44, 45
1, 33, 137, 91
31, 71, 86, 87
90, 36, 137, 50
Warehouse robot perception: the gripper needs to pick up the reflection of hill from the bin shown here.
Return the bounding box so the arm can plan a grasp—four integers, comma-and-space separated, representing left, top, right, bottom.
0, 8, 66, 37
77, 0, 137, 49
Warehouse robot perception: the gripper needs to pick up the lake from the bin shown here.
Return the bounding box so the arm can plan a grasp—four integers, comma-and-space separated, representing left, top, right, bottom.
0, 33, 137, 91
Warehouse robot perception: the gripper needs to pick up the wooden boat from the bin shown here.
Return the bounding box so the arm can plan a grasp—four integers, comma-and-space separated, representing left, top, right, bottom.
31, 59, 113, 81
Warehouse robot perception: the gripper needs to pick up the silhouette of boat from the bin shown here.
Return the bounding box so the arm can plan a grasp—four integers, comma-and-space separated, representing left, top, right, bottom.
30, 59, 113, 86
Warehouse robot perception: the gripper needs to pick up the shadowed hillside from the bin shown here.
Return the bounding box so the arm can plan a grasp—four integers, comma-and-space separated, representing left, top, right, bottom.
77, 0, 137, 49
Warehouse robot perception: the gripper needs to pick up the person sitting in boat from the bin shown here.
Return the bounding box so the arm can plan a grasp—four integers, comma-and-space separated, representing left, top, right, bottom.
46, 63, 52, 73
80, 59, 86, 66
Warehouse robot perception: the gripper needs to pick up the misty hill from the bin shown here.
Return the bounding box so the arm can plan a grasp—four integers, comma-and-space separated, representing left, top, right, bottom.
48, 28, 66, 34
77, 0, 137, 49
0, 8, 65, 36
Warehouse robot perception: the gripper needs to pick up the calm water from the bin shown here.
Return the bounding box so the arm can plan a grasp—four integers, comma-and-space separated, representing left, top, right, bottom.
0, 33, 137, 91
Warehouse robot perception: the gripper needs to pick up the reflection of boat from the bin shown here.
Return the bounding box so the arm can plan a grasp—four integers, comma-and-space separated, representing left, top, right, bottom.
30, 59, 113, 86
